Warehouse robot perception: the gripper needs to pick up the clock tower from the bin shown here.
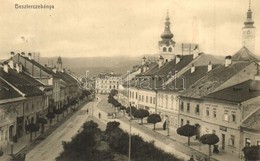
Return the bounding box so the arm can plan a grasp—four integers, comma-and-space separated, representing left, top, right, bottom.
158, 11, 175, 63
242, 0, 255, 53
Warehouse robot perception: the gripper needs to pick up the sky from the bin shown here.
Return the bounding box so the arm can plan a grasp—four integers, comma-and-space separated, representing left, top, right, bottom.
0, 0, 260, 59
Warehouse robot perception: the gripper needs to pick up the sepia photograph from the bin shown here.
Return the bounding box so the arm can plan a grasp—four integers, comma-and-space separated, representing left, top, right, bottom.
0, 0, 260, 161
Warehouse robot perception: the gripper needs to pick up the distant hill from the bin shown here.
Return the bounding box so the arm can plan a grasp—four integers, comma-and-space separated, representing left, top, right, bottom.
38, 56, 143, 77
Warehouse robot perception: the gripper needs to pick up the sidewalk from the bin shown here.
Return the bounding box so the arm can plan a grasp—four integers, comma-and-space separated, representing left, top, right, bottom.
0, 100, 89, 161
96, 94, 244, 161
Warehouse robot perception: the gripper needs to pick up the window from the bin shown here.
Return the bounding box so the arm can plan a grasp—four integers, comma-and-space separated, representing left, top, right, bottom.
187, 120, 190, 125
136, 92, 138, 99
195, 104, 200, 114
153, 97, 156, 104
231, 112, 236, 122
180, 102, 184, 111
181, 119, 184, 126
224, 110, 229, 121
245, 138, 251, 146
213, 109, 217, 118
187, 103, 190, 112
229, 135, 235, 147
163, 47, 167, 52
139, 95, 141, 101
168, 47, 172, 52
150, 97, 152, 104
206, 107, 209, 117
146, 96, 148, 103
142, 95, 144, 102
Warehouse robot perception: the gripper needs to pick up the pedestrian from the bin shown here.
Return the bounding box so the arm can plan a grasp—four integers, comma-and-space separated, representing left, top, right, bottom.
188, 155, 195, 161
163, 121, 166, 130
98, 112, 101, 119
213, 144, 219, 154
86, 109, 89, 114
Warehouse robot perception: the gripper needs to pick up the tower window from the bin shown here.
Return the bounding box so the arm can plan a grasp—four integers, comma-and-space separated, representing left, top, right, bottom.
163, 47, 167, 52
168, 47, 172, 52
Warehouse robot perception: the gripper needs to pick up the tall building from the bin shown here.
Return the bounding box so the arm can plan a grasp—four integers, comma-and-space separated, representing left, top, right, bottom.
159, 11, 175, 63
242, 0, 255, 53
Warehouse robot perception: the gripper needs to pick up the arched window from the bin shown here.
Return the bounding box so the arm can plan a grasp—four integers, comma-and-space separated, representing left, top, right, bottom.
168, 47, 172, 52
163, 47, 167, 52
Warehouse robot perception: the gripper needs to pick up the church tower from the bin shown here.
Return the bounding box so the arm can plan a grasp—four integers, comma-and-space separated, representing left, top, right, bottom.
242, 0, 255, 53
158, 11, 176, 63
57, 56, 63, 71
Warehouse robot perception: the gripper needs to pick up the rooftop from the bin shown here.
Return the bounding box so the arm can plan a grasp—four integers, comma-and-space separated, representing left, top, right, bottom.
242, 108, 260, 132
181, 61, 253, 98
204, 79, 260, 103
232, 47, 259, 62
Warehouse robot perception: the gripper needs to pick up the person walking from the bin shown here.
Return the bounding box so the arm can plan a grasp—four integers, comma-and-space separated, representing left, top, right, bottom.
188, 155, 195, 161
86, 109, 89, 114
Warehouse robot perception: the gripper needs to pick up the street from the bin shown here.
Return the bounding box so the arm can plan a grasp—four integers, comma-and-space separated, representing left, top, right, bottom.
25, 99, 104, 161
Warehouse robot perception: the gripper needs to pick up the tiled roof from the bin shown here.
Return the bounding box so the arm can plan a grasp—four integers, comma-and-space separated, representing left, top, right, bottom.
204, 80, 260, 103
139, 55, 194, 77
161, 65, 220, 92
232, 47, 259, 62
18, 55, 60, 78
0, 78, 23, 100
56, 71, 78, 86
242, 108, 260, 132
181, 61, 252, 98
0, 68, 45, 97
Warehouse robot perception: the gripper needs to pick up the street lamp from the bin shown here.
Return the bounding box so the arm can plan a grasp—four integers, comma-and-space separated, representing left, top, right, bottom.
127, 70, 131, 161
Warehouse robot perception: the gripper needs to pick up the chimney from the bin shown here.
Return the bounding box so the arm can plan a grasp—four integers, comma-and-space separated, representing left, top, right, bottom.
176, 55, 181, 64
208, 61, 212, 72
10, 51, 15, 57
15, 63, 20, 73
193, 45, 199, 59
158, 55, 164, 68
28, 53, 32, 60
8, 59, 14, 69
142, 56, 146, 65
191, 63, 195, 73
3, 62, 8, 73
225, 55, 232, 67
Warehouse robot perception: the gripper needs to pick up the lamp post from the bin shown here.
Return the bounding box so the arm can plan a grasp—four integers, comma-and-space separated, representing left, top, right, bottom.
127, 70, 131, 161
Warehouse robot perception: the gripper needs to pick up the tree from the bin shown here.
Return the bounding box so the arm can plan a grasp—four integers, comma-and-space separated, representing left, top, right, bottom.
54, 108, 63, 121
119, 106, 126, 111
242, 145, 260, 161
37, 117, 48, 133
133, 109, 149, 124
126, 106, 137, 116
25, 123, 40, 141
147, 114, 161, 130
46, 112, 55, 127
109, 89, 118, 97
176, 124, 197, 146
199, 134, 219, 157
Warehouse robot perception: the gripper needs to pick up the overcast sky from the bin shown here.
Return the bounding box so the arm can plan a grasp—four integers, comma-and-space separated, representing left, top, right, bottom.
0, 0, 260, 59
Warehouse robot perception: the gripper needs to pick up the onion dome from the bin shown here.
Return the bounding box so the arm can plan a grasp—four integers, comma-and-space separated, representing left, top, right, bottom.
161, 12, 174, 39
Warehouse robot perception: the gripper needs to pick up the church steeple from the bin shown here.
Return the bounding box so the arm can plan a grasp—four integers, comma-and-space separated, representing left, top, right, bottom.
158, 11, 176, 63
242, 0, 255, 53
244, 0, 254, 28
161, 10, 174, 40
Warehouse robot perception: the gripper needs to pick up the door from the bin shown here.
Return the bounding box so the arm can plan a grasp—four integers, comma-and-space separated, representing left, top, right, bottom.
222, 134, 225, 150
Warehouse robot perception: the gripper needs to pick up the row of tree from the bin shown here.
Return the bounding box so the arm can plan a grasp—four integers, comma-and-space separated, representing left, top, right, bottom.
25, 89, 92, 142
57, 121, 180, 161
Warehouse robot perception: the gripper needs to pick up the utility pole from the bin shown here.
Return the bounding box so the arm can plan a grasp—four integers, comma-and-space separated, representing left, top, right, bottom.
127, 70, 131, 161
